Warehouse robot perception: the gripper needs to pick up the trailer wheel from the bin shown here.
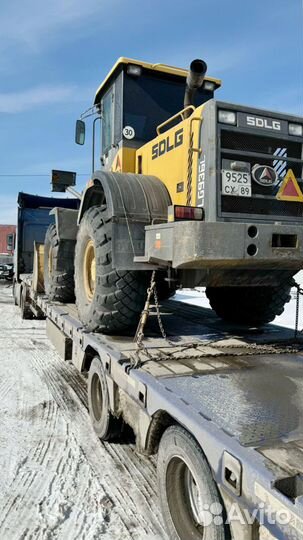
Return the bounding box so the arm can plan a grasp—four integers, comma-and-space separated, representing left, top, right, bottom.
158, 426, 229, 540
13, 281, 18, 305
44, 224, 75, 302
20, 286, 32, 319
206, 281, 292, 326
88, 356, 122, 440
74, 205, 149, 333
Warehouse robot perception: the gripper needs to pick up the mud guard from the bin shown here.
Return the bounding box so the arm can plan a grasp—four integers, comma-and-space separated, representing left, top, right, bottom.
78, 171, 171, 270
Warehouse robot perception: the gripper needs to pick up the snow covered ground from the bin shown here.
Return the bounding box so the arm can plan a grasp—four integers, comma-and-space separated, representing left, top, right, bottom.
0, 283, 167, 540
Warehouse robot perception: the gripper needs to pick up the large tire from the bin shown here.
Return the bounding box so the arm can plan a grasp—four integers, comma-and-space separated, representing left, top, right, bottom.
88, 356, 122, 440
44, 224, 75, 302
206, 281, 293, 326
155, 272, 176, 301
74, 206, 149, 333
158, 426, 229, 540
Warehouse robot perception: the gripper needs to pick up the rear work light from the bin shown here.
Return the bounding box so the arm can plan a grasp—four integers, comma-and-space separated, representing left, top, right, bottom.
218, 109, 236, 125
289, 123, 303, 137
168, 205, 204, 222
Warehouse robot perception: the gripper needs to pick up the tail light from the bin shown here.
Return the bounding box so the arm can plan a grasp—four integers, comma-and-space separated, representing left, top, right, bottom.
168, 205, 204, 222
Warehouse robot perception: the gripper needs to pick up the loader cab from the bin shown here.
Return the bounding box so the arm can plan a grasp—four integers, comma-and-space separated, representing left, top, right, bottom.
80, 58, 221, 173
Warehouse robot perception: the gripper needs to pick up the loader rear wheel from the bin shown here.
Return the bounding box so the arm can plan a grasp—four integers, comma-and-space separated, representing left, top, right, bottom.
155, 272, 176, 301
74, 205, 149, 333
206, 281, 293, 327
44, 224, 75, 302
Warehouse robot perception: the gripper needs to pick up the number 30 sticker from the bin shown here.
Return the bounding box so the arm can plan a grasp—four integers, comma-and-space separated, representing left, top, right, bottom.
123, 126, 135, 139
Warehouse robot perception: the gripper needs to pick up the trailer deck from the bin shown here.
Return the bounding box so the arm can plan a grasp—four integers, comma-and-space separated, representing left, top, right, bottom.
21, 273, 303, 539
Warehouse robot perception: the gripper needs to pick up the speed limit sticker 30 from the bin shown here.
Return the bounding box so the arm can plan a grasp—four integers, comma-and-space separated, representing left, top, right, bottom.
221, 170, 252, 197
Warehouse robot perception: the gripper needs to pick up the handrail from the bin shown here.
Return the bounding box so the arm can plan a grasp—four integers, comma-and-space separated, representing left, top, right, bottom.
156, 106, 195, 135
189, 116, 203, 154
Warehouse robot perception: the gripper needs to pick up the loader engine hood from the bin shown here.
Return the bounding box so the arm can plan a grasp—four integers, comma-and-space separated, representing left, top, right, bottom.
200, 101, 303, 223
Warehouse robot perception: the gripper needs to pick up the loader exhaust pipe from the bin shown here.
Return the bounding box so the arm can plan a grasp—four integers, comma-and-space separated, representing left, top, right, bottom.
184, 59, 207, 115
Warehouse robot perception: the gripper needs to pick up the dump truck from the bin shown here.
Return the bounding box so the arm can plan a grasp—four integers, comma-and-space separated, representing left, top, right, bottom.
14, 57, 303, 540
13, 192, 79, 315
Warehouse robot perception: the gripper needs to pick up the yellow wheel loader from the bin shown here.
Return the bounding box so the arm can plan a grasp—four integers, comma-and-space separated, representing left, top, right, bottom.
46, 57, 303, 332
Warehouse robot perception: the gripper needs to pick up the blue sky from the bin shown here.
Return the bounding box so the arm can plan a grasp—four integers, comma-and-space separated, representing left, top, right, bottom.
0, 0, 302, 223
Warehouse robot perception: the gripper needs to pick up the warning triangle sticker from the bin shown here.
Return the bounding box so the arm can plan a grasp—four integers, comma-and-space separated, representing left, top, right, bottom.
276, 169, 303, 202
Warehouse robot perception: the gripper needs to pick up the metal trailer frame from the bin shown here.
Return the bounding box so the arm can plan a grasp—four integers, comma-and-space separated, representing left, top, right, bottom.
19, 273, 303, 540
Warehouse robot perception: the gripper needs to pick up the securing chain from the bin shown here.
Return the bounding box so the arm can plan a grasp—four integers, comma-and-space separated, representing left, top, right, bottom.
293, 280, 303, 339
132, 271, 176, 368
153, 278, 169, 342
186, 131, 194, 206
130, 278, 303, 370
134, 270, 156, 352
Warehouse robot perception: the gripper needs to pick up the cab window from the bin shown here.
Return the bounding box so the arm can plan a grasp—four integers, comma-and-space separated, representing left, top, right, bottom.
102, 87, 113, 154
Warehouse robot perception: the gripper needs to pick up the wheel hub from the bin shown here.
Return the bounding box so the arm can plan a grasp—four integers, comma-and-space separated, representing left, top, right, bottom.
184, 466, 204, 526
83, 239, 96, 302
48, 246, 53, 276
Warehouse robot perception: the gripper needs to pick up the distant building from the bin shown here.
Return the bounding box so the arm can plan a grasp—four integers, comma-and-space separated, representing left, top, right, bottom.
0, 225, 16, 256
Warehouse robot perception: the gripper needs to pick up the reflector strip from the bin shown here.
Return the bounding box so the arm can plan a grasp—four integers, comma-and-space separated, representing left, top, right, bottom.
276, 169, 303, 202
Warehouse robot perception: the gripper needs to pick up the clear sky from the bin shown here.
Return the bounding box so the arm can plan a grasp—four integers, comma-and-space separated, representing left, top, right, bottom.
0, 0, 302, 223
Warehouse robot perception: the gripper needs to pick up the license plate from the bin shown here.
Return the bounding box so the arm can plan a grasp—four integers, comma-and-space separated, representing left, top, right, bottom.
222, 170, 252, 197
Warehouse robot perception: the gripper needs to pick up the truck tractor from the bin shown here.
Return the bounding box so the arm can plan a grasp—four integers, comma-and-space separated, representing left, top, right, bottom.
45, 57, 303, 333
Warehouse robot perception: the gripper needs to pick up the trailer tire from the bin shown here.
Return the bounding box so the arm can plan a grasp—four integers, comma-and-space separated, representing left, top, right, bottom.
88, 356, 122, 440
158, 426, 229, 540
75, 205, 149, 333
13, 281, 18, 305
206, 282, 292, 326
20, 286, 32, 319
44, 224, 75, 303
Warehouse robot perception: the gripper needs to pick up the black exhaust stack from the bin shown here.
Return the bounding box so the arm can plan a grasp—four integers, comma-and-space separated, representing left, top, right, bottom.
184, 59, 207, 115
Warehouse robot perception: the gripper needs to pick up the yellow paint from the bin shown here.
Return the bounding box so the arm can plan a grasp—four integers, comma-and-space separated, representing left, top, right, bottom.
32, 242, 45, 293
136, 104, 205, 206
94, 57, 221, 104
111, 147, 137, 173
276, 169, 303, 202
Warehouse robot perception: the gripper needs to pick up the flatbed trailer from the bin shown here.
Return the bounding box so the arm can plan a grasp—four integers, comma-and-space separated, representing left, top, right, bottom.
17, 271, 303, 540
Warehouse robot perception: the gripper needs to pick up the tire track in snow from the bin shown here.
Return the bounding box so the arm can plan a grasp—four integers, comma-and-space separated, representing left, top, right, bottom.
0, 285, 166, 539
28, 347, 165, 538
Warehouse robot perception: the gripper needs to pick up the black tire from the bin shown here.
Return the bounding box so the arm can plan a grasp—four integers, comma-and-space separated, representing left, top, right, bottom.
44, 224, 75, 302
88, 356, 122, 440
13, 281, 18, 305
206, 281, 293, 326
155, 272, 176, 301
20, 286, 32, 319
158, 426, 229, 540
74, 205, 149, 333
